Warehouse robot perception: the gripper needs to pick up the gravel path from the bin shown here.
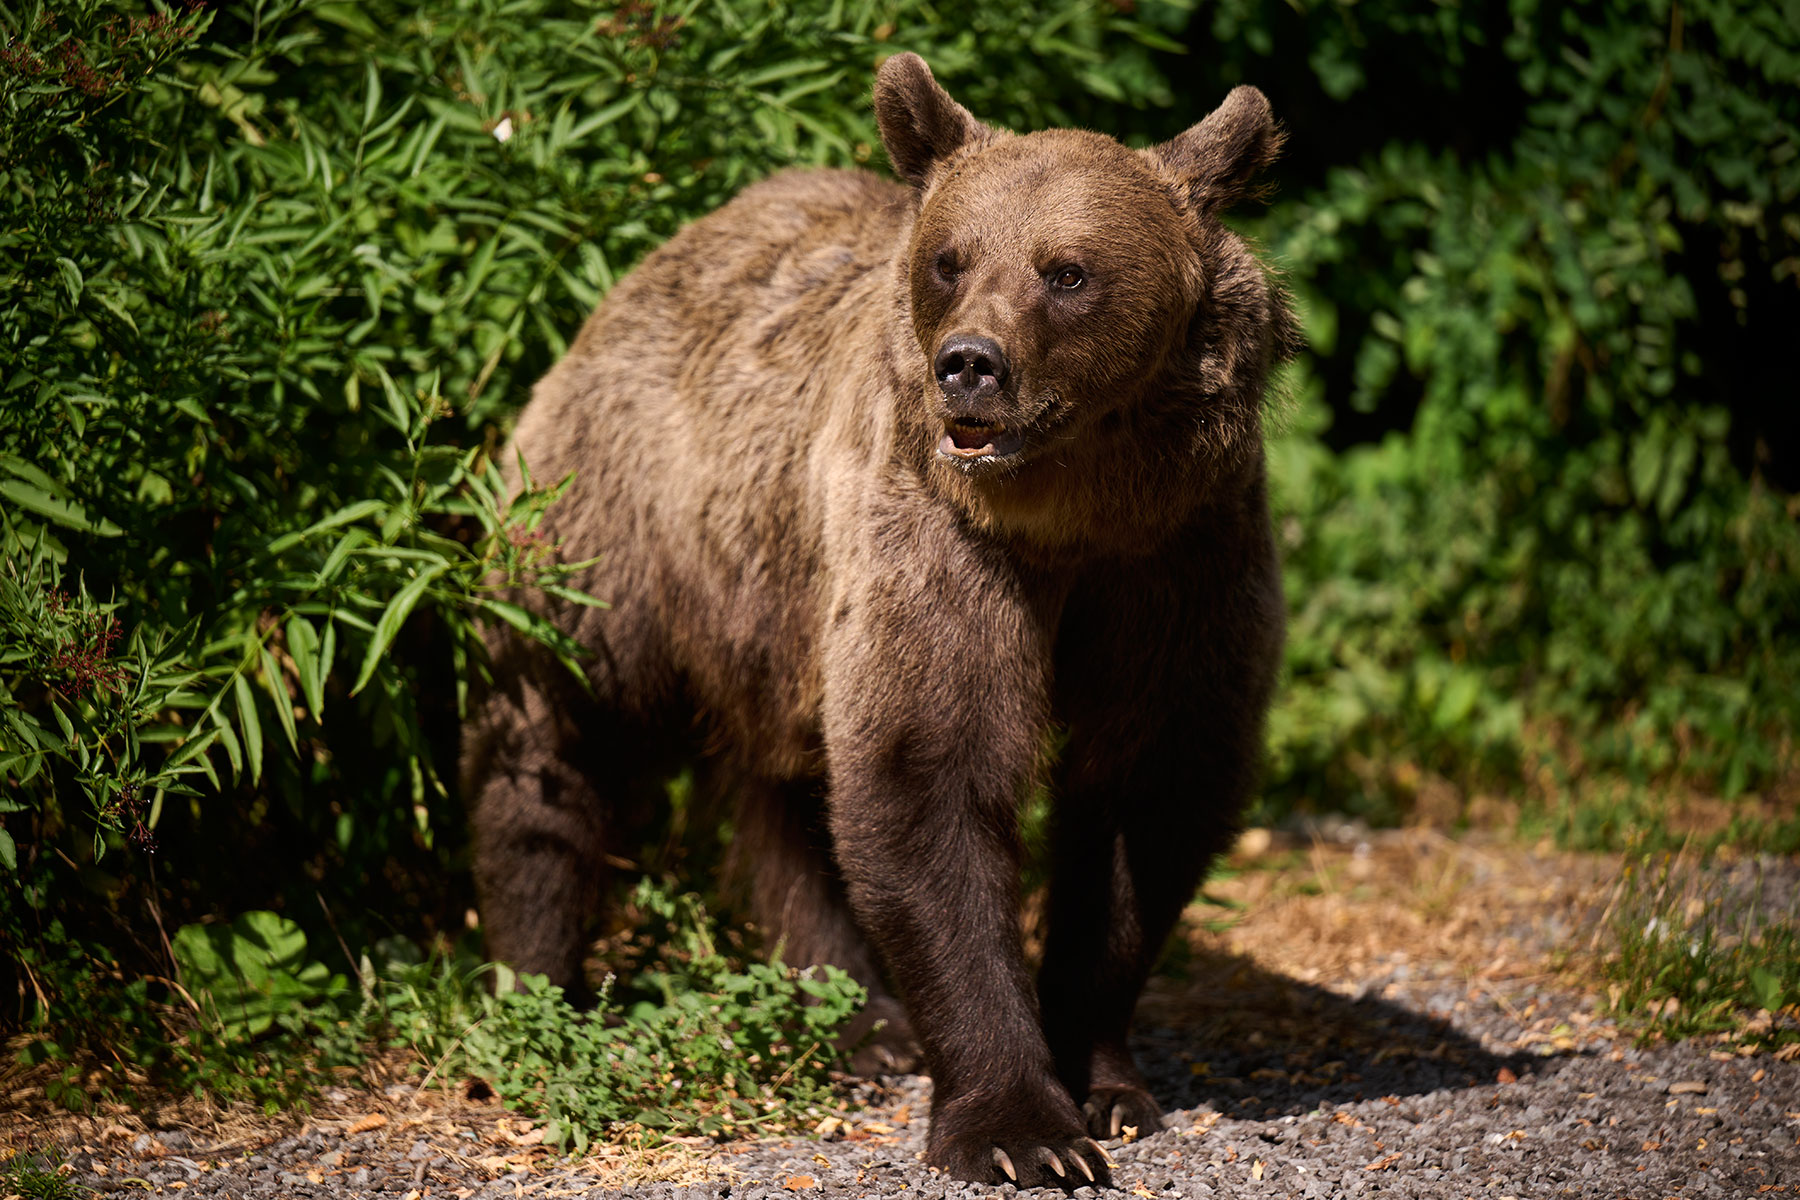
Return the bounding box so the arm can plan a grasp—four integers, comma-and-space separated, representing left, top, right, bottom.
42, 971, 1800, 1198
19, 833, 1800, 1198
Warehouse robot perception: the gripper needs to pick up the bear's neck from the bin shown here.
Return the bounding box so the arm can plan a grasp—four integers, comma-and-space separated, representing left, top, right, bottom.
878, 369, 1265, 567
932, 418, 1266, 565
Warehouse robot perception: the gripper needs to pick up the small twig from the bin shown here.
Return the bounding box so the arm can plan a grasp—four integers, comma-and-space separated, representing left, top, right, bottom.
412, 1014, 490, 1102
766, 1040, 823, 1093
317, 890, 366, 991
19, 954, 50, 1016
143, 974, 203, 1016
146, 855, 177, 980
1587, 861, 1633, 954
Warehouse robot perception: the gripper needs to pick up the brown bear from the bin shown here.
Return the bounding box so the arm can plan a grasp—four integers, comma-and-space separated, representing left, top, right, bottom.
460, 52, 1293, 1189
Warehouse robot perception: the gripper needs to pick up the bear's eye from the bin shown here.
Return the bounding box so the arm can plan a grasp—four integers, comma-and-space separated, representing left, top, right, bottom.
1048, 265, 1086, 291
935, 251, 960, 282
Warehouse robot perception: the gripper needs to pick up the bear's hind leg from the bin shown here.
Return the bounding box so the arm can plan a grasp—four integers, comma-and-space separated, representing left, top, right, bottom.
1036, 792, 1234, 1140
1043, 543, 1281, 1141
464, 670, 610, 1008
728, 776, 921, 1074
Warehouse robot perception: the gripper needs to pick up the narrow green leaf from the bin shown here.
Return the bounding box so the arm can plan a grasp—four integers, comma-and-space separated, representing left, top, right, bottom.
174, 397, 213, 424
265, 499, 385, 556
234, 672, 264, 785
286, 615, 325, 723
351, 564, 447, 694
474, 597, 534, 631
0, 454, 60, 493
373, 361, 411, 434
0, 479, 123, 535
210, 706, 243, 780
55, 256, 83, 304
49, 700, 74, 744
361, 58, 383, 131
537, 584, 610, 609
568, 91, 643, 141
259, 642, 298, 754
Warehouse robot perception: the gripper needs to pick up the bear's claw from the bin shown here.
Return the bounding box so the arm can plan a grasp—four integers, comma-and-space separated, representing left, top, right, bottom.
1083, 1084, 1166, 1141
936, 1128, 1109, 1189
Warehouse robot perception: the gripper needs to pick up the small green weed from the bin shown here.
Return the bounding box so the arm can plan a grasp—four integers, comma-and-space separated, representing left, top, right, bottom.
375, 880, 865, 1151
0, 1149, 85, 1200
1600, 843, 1800, 1050
16, 913, 358, 1113
15, 881, 864, 1151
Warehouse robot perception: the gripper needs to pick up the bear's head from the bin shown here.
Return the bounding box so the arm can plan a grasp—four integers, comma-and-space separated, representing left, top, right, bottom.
874, 53, 1295, 553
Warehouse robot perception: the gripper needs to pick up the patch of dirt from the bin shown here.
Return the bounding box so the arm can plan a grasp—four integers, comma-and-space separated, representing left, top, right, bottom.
5, 829, 1798, 1198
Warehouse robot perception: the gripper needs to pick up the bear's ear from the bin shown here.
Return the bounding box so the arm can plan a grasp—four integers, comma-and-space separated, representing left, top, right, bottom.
1149, 86, 1283, 215
874, 53, 993, 186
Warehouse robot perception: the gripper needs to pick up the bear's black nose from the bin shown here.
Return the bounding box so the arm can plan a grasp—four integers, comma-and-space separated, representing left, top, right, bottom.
934, 334, 1009, 403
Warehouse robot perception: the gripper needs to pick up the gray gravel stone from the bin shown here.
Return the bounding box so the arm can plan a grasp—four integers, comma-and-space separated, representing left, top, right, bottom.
53, 962, 1800, 1199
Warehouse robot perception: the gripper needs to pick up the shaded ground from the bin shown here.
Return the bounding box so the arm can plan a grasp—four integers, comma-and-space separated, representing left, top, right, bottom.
8, 828, 1799, 1197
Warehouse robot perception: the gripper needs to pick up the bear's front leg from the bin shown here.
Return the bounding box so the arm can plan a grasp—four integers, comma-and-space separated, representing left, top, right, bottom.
819, 564, 1106, 1189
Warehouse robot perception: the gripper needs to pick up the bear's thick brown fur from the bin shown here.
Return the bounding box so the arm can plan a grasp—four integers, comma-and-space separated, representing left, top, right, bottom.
461, 53, 1293, 1188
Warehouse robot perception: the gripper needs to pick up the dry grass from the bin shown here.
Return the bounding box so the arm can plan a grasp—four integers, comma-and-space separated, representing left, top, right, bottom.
1191, 826, 1610, 990
1136, 825, 1617, 1038
0, 1044, 719, 1189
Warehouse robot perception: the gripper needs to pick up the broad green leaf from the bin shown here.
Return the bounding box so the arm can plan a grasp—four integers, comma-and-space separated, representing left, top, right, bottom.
172, 911, 341, 1039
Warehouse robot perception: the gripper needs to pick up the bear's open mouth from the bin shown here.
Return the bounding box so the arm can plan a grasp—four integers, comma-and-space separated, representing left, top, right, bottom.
939, 419, 1024, 461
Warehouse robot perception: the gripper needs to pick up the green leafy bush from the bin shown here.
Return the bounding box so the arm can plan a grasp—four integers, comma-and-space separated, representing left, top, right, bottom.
16, 909, 355, 1111
450, 883, 866, 1149
20, 884, 863, 1144
1205, 0, 1800, 834
364, 883, 865, 1150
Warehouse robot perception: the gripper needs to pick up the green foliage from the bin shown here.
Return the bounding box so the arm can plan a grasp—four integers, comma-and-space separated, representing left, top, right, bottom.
374, 881, 865, 1151
3, 0, 1793, 1112
17, 884, 864, 1141
1230, 0, 1800, 830
15, 912, 353, 1112
1600, 845, 1800, 1049
0, 1150, 86, 1200
172, 909, 344, 1038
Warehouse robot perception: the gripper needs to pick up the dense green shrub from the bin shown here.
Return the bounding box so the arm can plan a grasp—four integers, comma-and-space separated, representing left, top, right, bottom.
1208, 0, 1800, 835
19, 881, 863, 1142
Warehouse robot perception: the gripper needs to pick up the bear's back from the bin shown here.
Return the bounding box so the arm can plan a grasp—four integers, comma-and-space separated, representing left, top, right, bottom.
504, 168, 916, 773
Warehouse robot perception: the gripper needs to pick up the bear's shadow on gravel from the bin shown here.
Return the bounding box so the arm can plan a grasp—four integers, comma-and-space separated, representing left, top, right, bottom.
1129, 947, 1533, 1121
